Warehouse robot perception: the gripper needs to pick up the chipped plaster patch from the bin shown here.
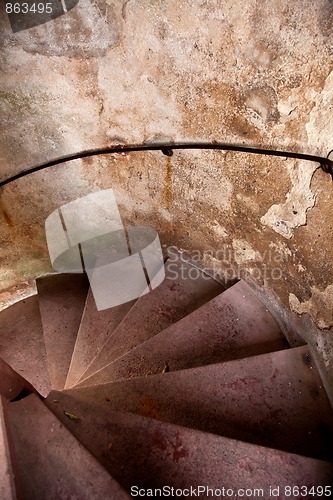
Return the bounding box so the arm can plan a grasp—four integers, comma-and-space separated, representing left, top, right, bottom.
277, 101, 298, 123
289, 285, 333, 329
232, 239, 260, 265
260, 162, 317, 239
209, 220, 229, 238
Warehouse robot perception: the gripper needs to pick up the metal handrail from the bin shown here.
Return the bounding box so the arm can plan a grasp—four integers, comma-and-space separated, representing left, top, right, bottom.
1, 142, 332, 188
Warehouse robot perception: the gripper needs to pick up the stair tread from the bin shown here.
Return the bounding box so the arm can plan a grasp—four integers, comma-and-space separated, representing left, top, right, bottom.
65, 289, 136, 389
64, 345, 333, 461
78, 258, 224, 381
76, 280, 288, 387
37, 273, 89, 390
0, 296, 51, 397
46, 392, 333, 491
0, 398, 15, 500
7, 394, 130, 500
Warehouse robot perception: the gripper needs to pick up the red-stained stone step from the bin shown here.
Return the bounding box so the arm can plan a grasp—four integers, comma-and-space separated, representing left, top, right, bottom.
0, 296, 51, 397
0, 397, 16, 500
46, 394, 333, 494
76, 280, 288, 388
77, 258, 224, 382
62, 345, 333, 462
36, 273, 89, 390
7, 394, 130, 500
0, 357, 38, 401
65, 289, 136, 389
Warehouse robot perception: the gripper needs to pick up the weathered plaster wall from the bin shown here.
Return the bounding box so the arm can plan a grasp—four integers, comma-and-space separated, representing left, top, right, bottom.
0, 1, 332, 394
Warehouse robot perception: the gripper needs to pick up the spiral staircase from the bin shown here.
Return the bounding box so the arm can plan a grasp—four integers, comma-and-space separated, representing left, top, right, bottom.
1, 257, 333, 499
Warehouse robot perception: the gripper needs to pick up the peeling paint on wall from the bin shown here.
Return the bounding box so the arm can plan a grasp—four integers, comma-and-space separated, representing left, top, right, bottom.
260, 161, 317, 239
289, 285, 333, 330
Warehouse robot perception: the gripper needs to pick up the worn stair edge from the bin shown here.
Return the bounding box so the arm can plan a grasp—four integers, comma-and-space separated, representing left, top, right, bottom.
0, 397, 16, 500
36, 273, 90, 391
75, 280, 288, 388
65, 289, 136, 389
7, 394, 130, 500
76, 258, 224, 382
0, 296, 51, 397
46, 393, 333, 492
62, 345, 333, 462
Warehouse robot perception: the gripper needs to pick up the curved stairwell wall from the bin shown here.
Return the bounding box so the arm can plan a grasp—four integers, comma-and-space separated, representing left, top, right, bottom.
0, 1, 333, 399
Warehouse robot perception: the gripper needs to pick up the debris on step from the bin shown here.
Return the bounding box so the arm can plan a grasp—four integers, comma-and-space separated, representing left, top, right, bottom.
64, 411, 80, 422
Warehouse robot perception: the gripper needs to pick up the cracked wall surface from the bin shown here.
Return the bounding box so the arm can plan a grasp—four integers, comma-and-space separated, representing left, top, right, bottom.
0, 0, 332, 390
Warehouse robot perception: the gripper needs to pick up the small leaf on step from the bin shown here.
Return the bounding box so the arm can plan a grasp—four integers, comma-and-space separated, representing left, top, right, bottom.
64, 410, 80, 422
162, 363, 170, 373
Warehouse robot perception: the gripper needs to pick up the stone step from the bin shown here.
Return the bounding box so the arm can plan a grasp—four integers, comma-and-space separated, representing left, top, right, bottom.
0, 397, 16, 500
46, 394, 333, 493
62, 345, 333, 461
76, 280, 288, 387
65, 289, 136, 389
6, 394, 131, 500
0, 296, 51, 397
36, 273, 89, 391
77, 258, 224, 381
